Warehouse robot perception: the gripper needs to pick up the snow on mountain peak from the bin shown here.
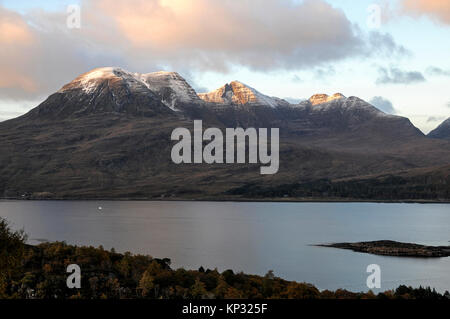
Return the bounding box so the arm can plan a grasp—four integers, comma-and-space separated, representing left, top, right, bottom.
59, 67, 147, 94
198, 81, 280, 108
139, 71, 201, 111
58, 67, 201, 111
309, 93, 345, 105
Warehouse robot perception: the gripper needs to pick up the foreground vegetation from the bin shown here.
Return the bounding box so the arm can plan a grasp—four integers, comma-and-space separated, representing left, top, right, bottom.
1, 217, 449, 299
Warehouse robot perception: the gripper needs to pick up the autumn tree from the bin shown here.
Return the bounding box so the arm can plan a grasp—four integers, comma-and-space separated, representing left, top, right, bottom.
0, 217, 27, 297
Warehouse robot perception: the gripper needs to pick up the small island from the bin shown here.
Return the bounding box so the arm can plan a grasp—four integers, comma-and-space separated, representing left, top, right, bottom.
317, 240, 450, 258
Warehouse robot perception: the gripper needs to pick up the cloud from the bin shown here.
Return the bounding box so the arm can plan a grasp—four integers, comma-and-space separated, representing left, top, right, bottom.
92, 0, 408, 71
284, 97, 305, 104
369, 96, 396, 114
0, 7, 39, 96
0, 6, 131, 100
376, 67, 426, 85
426, 115, 446, 123
401, 0, 450, 24
0, 0, 409, 100
365, 31, 410, 58
426, 66, 450, 76
313, 66, 336, 80
291, 75, 302, 83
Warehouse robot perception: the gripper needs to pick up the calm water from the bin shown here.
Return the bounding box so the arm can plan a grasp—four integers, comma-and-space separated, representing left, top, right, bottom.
1, 200, 449, 293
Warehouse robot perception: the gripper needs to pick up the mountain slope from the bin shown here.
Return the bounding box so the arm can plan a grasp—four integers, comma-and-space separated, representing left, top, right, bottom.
428, 118, 450, 140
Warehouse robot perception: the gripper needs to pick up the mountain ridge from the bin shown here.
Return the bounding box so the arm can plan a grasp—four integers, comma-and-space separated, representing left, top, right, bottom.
15, 66, 420, 123
428, 118, 450, 140
198, 81, 288, 108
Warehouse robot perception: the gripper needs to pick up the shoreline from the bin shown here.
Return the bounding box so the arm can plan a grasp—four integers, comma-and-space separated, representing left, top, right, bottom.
1, 197, 449, 204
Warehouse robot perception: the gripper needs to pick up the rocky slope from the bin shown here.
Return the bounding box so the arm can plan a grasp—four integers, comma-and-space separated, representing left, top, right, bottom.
428, 118, 450, 140
140, 71, 203, 111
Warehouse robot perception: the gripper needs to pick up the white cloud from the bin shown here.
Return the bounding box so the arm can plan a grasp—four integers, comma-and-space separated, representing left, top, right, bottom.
401, 0, 450, 25
0, 0, 408, 100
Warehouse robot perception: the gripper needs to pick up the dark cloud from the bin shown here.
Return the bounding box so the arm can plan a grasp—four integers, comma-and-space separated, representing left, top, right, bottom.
369, 96, 396, 114
366, 31, 410, 58
376, 67, 426, 85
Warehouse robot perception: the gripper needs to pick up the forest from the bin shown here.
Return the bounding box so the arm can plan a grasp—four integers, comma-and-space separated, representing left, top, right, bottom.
227, 174, 450, 201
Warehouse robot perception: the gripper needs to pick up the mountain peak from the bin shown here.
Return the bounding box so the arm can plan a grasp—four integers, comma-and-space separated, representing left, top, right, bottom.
59, 67, 149, 94
33, 67, 174, 118
139, 71, 201, 110
198, 81, 280, 107
309, 93, 345, 105
57, 67, 201, 111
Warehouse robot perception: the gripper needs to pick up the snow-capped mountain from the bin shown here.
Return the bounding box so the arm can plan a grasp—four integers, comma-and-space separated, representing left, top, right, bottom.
139, 71, 202, 111
59, 67, 201, 111
28, 67, 207, 118
198, 81, 288, 108
59, 67, 148, 95
30, 67, 170, 118
296, 95, 394, 118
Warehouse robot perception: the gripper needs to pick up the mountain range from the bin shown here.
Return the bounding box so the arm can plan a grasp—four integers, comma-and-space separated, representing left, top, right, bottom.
0, 67, 449, 201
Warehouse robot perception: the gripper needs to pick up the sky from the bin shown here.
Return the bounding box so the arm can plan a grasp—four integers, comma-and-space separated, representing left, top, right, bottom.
0, 0, 449, 133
